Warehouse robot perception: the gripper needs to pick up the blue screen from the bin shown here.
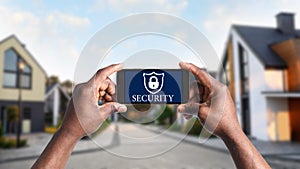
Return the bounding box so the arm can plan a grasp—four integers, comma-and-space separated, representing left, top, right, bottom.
124, 69, 182, 103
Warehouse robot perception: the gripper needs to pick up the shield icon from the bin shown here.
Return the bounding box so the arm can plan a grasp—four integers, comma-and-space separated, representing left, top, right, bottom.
143, 72, 164, 94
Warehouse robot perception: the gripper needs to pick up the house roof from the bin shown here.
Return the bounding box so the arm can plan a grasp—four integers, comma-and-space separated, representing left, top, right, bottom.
0, 34, 48, 76
46, 84, 58, 93
45, 83, 71, 100
232, 25, 300, 69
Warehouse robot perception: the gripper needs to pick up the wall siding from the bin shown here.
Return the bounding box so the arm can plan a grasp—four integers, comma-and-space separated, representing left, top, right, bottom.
0, 37, 46, 102
0, 100, 45, 132
232, 29, 269, 140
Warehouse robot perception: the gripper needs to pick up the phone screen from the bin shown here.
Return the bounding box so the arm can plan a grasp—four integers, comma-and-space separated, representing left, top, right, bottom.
117, 69, 189, 104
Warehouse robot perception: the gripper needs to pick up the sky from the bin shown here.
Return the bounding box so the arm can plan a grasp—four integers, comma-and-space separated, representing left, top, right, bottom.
0, 0, 299, 81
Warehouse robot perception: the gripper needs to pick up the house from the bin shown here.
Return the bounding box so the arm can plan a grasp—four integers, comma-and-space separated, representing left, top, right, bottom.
0, 35, 47, 133
218, 12, 300, 142
45, 83, 70, 126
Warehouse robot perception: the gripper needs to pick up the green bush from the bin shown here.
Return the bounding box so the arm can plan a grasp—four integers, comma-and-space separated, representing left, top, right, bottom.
157, 106, 174, 125
187, 119, 203, 136
0, 137, 5, 147
44, 112, 53, 125
3, 139, 16, 148
0, 125, 4, 137
19, 139, 27, 147
0, 138, 27, 149
184, 119, 215, 138
6, 106, 18, 121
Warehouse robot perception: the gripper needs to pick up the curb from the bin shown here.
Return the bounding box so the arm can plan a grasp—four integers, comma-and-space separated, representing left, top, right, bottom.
0, 144, 107, 164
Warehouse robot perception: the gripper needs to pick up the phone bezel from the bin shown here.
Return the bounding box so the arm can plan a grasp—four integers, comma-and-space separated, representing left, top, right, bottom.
117, 69, 189, 104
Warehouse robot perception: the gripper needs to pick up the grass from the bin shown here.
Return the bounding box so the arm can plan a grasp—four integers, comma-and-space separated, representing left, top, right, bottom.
0, 137, 27, 148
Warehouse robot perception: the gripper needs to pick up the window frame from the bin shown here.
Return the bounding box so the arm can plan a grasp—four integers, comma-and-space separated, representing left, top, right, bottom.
3, 48, 32, 89
238, 43, 249, 94
220, 54, 230, 87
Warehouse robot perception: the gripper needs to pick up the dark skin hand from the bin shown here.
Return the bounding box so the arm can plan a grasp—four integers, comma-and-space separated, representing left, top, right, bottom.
32, 64, 126, 169
32, 63, 271, 169
178, 62, 271, 169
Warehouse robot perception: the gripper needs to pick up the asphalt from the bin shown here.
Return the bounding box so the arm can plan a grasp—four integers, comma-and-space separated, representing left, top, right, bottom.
1, 123, 300, 164
142, 124, 300, 163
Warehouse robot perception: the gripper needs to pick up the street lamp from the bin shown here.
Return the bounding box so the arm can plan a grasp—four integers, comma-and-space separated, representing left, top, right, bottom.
16, 60, 24, 148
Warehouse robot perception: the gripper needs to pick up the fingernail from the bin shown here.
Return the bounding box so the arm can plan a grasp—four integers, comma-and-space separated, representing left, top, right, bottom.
179, 61, 185, 67
118, 104, 127, 112
178, 106, 185, 113
116, 63, 124, 70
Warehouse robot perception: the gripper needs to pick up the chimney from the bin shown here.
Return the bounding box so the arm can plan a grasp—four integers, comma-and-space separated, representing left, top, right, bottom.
276, 12, 295, 35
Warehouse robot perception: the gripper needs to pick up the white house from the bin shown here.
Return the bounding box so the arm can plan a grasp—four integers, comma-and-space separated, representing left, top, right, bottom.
45, 83, 71, 126
218, 12, 300, 142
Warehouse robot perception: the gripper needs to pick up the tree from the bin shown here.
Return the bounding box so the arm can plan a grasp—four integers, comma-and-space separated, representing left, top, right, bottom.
6, 106, 18, 133
61, 80, 73, 95
61, 80, 72, 87
47, 75, 60, 86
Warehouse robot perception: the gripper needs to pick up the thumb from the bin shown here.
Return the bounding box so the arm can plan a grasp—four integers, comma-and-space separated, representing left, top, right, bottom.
177, 102, 200, 116
99, 102, 127, 115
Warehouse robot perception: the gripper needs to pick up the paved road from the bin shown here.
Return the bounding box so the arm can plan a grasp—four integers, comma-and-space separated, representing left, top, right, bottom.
0, 123, 299, 169
0, 123, 235, 169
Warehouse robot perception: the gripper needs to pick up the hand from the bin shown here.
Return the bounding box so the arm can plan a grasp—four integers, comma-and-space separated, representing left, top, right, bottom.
178, 62, 241, 138
33, 63, 271, 169
60, 64, 127, 139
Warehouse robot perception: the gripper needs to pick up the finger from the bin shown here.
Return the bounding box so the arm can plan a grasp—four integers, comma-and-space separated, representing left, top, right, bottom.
205, 91, 214, 104
99, 90, 106, 97
106, 78, 116, 95
202, 84, 210, 103
181, 62, 212, 103
104, 93, 113, 102
89, 63, 123, 85
99, 102, 127, 115
99, 93, 115, 103
179, 62, 211, 87
177, 102, 200, 116
189, 82, 202, 103
99, 78, 116, 95
183, 114, 193, 120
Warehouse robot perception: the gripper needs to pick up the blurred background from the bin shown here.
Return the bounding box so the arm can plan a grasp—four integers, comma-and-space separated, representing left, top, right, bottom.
0, 0, 300, 168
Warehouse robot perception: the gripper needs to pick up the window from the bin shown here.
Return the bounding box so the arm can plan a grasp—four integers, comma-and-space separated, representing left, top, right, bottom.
20, 59, 32, 88
3, 48, 32, 89
23, 108, 31, 120
220, 54, 230, 87
238, 44, 251, 135
239, 44, 249, 94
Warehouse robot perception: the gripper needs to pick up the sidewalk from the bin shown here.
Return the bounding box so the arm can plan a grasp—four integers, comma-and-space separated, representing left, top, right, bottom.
0, 133, 100, 163
142, 124, 300, 162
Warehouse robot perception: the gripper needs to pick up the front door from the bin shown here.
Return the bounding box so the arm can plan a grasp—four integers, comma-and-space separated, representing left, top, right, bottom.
22, 107, 31, 133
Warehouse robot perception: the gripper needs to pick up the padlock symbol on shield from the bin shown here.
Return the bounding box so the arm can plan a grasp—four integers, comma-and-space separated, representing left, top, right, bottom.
143, 72, 164, 94
148, 76, 159, 89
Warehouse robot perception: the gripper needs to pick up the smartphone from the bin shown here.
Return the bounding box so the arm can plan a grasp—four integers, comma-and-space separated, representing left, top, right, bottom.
117, 69, 189, 104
